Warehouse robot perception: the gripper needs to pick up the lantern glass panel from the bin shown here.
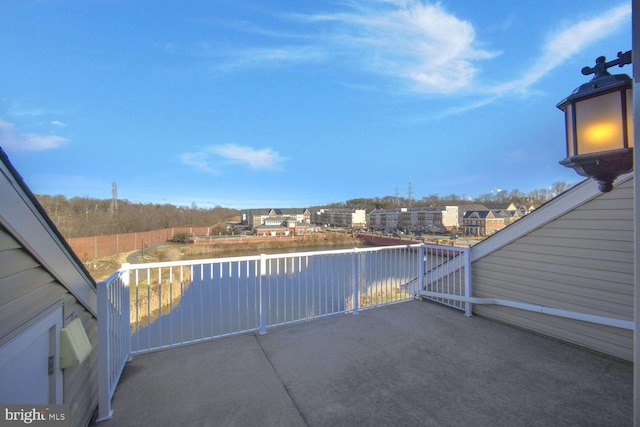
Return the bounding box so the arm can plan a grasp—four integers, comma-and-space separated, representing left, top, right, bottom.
564, 103, 574, 156
626, 88, 634, 148
575, 90, 625, 154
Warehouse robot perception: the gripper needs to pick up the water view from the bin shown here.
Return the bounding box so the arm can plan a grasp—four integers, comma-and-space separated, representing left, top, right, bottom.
129, 245, 421, 352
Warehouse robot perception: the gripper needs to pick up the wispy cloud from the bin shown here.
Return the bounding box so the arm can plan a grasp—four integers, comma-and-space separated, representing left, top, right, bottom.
179, 151, 220, 175
214, 46, 327, 72
8, 107, 47, 117
0, 119, 68, 151
497, 3, 631, 94
179, 1, 629, 107
306, 1, 629, 97
180, 144, 288, 174
293, 0, 497, 94
419, 2, 631, 119
184, 1, 494, 92
209, 144, 288, 170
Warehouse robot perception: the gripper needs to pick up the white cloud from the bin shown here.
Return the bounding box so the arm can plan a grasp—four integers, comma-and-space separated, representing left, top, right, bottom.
9, 108, 47, 117
0, 119, 68, 151
179, 152, 220, 175
201, 1, 494, 93
215, 46, 327, 72
343, 2, 629, 96
180, 144, 287, 174
498, 3, 631, 94
21, 134, 68, 150
208, 144, 287, 170
295, 1, 497, 94
181, 1, 629, 102
420, 3, 631, 119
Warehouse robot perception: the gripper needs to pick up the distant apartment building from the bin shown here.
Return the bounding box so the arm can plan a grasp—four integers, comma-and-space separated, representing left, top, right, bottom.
451, 204, 490, 231
311, 203, 526, 234
316, 208, 367, 228
463, 210, 514, 236
242, 208, 311, 230
254, 218, 319, 237
368, 208, 400, 230
369, 206, 468, 232
398, 207, 444, 232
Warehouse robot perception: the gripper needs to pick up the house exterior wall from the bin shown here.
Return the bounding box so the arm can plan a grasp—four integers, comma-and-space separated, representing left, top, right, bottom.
351, 210, 366, 228
442, 206, 459, 230
417, 211, 443, 229
463, 210, 510, 237
0, 225, 98, 427
368, 209, 400, 230
246, 209, 311, 230
1, 149, 99, 427
318, 209, 366, 228
632, 11, 639, 422
470, 177, 634, 361
464, 215, 482, 236
371, 207, 451, 231
398, 209, 444, 231
484, 218, 504, 235
280, 209, 310, 224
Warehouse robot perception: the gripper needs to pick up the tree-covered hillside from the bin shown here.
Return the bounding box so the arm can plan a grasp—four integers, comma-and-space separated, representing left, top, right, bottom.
36, 194, 240, 238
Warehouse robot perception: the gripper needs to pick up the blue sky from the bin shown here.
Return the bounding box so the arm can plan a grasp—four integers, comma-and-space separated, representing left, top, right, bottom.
0, 1, 632, 209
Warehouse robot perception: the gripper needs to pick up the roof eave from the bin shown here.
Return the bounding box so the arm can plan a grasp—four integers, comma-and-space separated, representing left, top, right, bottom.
0, 148, 97, 316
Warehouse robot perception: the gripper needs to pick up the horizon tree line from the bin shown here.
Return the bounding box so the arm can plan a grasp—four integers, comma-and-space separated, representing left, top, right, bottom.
36, 180, 572, 238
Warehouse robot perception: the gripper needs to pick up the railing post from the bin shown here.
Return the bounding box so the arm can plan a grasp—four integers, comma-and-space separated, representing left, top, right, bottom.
259, 254, 268, 334
417, 245, 425, 298
97, 280, 113, 422
352, 248, 359, 315
464, 248, 472, 317
121, 264, 132, 361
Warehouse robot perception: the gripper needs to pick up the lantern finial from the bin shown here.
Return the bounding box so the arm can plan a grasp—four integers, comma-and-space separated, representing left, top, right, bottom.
581, 50, 632, 80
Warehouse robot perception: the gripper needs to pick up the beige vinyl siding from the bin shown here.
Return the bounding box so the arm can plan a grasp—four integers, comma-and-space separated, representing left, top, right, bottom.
0, 225, 98, 427
0, 229, 67, 340
63, 304, 97, 427
471, 178, 634, 361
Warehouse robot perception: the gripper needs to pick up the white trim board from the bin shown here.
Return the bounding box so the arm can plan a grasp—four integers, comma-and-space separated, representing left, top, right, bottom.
470, 173, 633, 263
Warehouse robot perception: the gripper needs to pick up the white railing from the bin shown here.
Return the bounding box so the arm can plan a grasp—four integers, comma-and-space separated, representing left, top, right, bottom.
419, 245, 472, 316
97, 267, 132, 422
127, 244, 422, 353
96, 243, 469, 420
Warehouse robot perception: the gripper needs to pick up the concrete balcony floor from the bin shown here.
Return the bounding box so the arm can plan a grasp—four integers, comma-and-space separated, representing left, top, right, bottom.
96, 300, 632, 427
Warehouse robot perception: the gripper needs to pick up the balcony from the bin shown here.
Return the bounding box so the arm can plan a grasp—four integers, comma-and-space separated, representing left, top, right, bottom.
97, 300, 631, 426
95, 243, 633, 426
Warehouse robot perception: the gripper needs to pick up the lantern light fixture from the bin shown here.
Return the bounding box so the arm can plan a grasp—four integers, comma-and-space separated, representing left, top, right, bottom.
557, 50, 633, 192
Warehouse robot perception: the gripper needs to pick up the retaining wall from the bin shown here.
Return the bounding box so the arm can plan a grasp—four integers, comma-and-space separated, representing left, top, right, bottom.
68, 227, 211, 260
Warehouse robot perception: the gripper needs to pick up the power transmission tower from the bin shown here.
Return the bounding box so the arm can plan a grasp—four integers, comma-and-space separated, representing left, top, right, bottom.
110, 182, 118, 214
394, 187, 400, 207
407, 182, 413, 207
